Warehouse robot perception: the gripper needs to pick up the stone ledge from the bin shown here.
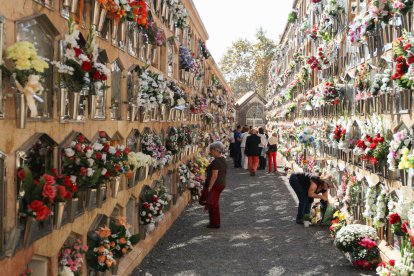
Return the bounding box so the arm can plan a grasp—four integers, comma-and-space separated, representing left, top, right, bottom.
115, 190, 191, 276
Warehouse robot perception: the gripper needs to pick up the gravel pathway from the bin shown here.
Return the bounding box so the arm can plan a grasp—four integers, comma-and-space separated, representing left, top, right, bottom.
132, 161, 374, 276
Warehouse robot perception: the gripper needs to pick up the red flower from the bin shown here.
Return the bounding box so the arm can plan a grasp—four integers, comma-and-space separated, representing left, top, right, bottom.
115, 150, 121, 157
124, 148, 131, 154
17, 168, 26, 181
103, 144, 110, 152
389, 260, 395, 266
74, 143, 83, 152
402, 221, 409, 233
407, 56, 414, 64
404, 43, 412, 51
73, 47, 82, 57
78, 134, 85, 143
92, 70, 101, 80
42, 184, 56, 202
99, 131, 106, 138
28, 200, 51, 221
43, 174, 56, 185
96, 152, 103, 160
80, 167, 87, 176
388, 213, 401, 225
358, 238, 377, 249
369, 143, 377, 150
82, 61, 92, 72
56, 185, 68, 199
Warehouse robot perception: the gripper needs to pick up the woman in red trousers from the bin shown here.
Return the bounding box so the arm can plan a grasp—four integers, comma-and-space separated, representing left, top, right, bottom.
245, 129, 262, 176
205, 141, 227, 228
267, 132, 278, 174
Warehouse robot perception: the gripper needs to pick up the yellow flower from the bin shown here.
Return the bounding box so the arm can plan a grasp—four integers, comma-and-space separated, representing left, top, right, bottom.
31, 57, 49, 73
406, 162, 413, 169
15, 59, 31, 70
402, 148, 410, 155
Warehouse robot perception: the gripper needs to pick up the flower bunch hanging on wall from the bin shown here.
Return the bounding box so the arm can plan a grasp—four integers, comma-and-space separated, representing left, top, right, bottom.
108, 217, 140, 259
86, 226, 117, 272
3, 41, 49, 117
169, 0, 189, 29
387, 129, 412, 171
179, 45, 194, 71
323, 81, 341, 105
392, 31, 414, 90
137, 66, 166, 109
58, 238, 88, 275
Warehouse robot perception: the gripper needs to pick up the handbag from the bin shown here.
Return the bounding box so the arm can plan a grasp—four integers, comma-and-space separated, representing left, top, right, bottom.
199, 189, 208, 206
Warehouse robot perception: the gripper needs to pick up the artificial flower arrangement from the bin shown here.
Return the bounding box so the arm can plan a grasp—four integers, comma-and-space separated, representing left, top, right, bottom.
139, 185, 170, 225
307, 24, 319, 41
3, 41, 49, 117
17, 167, 55, 221
370, 69, 392, 96
166, 127, 180, 155
297, 128, 315, 148
53, 169, 77, 203
323, 81, 341, 105
58, 238, 88, 276
335, 224, 380, 269
368, 0, 394, 24
348, 16, 374, 45
304, 89, 315, 110
387, 129, 412, 171
141, 132, 167, 169
324, 0, 345, 17
329, 121, 350, 151
373, 188, 388, 228
20, 268, 33, 276
392, 31, 414, 90
287, 10, 298, 23
97, 0, 137, 22
203, 113, 214, 124
190, 95, 207, 114
52, 19, 91, 93
143, 19, 159, 46
393, 0, 414, 15
137, 66, 166, 109
134, 0, 148, 27
103, 139, 131, 180
108, 217, 140, 259
169, 0, 189, 29
167, 81, 187, 108
85, 28, 110, 95
127, 151, 155, 171
354, 63, 371, 101
363, 184, 379, 220
330, 211, 347, 237
179, 44, 194, 71
86, 226, 117, 272
199, 41, 211, 59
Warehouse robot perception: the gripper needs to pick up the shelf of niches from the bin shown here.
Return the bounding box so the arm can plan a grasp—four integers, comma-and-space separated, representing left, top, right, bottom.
30, 146, 200, 275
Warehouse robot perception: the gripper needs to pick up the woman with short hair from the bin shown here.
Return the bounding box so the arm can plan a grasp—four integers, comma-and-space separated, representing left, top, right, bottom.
245, 129, 261, 176
205, 141, 227, 228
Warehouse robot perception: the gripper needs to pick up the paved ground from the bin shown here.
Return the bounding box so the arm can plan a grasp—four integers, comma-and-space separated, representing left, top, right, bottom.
132, 161, 374, 276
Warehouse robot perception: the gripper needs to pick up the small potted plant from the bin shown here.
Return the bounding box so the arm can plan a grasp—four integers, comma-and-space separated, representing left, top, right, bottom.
303, 214, 311, 227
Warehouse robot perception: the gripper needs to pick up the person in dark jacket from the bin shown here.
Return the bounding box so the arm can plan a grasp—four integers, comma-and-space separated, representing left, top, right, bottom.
245, 129, 262, 176
289, 173, 329, 224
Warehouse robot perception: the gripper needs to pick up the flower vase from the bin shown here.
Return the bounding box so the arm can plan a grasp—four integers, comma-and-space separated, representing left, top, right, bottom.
119, 21, 127, 48
160, 104, 166, 121
67, 197, 79, 223
97, 8, 107, 34
139, 107, 150, 122
151, 47, 158, 65
68, 92, 81, 120
70, 0, 78, 13
96, 184, 106, 208
111, 260, 120, 275
155, 0, 161, 12
112, 20, 119, 46
54, 202, 66, 229
15, 92, 26, 129
144, 165, 149, 180
161, 1, 167, 19
60, 88, 68, 119
88, 94, 97, 119
63, 0, 71, 7
87, 188, 97, 210
180, 69, 186, 82
111, 177, 120, 198
128, 170, 136, 188
23, 217, 38, 247
92, 0, 101, 27
145, 44, 152, 64
139, 224, 148, 240
129, 104, 138, 122
151, 106, 158, 121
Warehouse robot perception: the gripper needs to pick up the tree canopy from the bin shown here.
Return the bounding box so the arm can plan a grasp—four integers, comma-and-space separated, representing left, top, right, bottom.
220, 28, 277, 99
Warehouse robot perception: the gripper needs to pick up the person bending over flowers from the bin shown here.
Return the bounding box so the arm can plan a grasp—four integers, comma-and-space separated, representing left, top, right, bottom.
289, 173, 330, 224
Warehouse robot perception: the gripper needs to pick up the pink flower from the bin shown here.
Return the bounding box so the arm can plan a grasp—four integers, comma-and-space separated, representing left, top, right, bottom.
358, 237, 377, 249
70, 266, 76, 272
64, 248, 71, 255
73, 245, 80, 251
394, 1, 406, 10
82, 245, 88, 251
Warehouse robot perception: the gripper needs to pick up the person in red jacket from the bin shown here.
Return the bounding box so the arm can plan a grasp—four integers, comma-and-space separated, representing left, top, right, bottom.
245, 129, 262, 176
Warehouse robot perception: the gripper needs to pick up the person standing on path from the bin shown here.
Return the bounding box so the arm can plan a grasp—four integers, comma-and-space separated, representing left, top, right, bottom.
267, 132, 278, 174
240, 126, 250, 170
289, 173, 329, 224
258, 127, 268, 170
245, 129, 261, 176
232, 125, 242, 168
205, 141, 227, 228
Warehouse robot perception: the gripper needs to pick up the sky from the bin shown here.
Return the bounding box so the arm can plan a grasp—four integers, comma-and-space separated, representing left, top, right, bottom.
192, 0, 295, 64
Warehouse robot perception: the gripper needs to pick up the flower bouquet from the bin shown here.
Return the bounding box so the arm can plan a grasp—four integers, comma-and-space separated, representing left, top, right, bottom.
108, 217, 140, 259
98, 0, 137, 22
58, 238, 88, 276
179, 45, 194, 72
393, 0, 414, 15
370, 69, 392, 96
288, 10, 298, 23
392, 31, 414, 90
335, 224, 379, 269
86, 226, 117, 272
323, 81, 341, 105
329, 211, 347, 238
387, 129, 412, 171
354, 63, 371, 101
4, 41, 49, 118
199, 41, 211, 59
297, 128, 315, 148
368, 0, 394, 24
137, 66, 166, 110
170, 0, 189, 29
324, 0, 345, 17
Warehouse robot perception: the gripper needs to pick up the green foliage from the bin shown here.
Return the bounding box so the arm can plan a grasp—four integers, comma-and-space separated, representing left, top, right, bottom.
220, 28, 276, 98
373, 141, 390, 163
303, 214, 311, 221
288, 11, 298, 23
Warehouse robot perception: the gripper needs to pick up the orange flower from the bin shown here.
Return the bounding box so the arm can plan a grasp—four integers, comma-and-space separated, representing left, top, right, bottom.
119, 238, 127, 244
122, 247, 128, 254
104, 243, 110, 249
97, 246, 105, 254
117, 9, 126, 18
97, 255, 106, 264
105, 259, 114, 267
117, 216, 131, 229
110, 241, 116, 247
98, 226, 111, 238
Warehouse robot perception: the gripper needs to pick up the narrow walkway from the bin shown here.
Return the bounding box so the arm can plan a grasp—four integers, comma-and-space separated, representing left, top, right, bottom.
133, 161, 373, 276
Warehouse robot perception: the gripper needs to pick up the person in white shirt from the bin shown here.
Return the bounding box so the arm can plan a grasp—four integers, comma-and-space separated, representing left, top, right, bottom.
240, 126, 250, 170
258, 127, 268, 170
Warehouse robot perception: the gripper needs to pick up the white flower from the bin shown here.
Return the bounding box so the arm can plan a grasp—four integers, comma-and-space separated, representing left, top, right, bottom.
64, 148, 75, 157
70, 175, 76, 183
101, 168, 107, 175
108, 146, 116, 154
102, 153, 107, 161
93, 143, 104, 151
87, 168, 94, 177
87, 158, 95, 167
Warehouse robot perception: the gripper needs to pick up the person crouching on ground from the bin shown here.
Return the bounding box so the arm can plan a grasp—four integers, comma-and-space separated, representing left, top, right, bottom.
289, 173, 329, 224
245, 128, 261, 176
205, 141, 227, 229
